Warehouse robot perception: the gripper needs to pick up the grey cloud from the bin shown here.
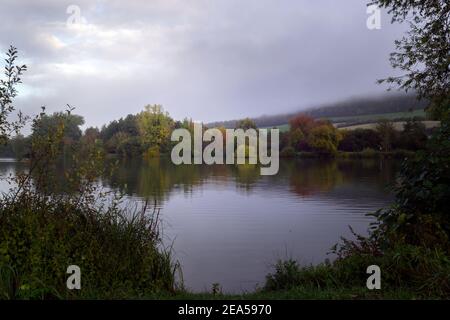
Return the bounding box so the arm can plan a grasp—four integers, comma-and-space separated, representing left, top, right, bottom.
1, 0, 407, 128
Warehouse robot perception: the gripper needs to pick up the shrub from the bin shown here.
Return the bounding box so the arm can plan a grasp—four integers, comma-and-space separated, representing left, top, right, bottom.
265, 259, 335, 291
372, 120, 450, 249
264, 245, 450, 298
339, 129, 381, 152
0, 195, 178, 299
395, 118, 428, 151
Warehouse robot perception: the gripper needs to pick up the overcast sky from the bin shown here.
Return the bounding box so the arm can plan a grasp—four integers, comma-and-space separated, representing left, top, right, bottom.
0, 0, 407, 128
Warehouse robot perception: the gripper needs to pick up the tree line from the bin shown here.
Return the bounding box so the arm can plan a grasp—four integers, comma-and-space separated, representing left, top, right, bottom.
0, 105, 242, 159
278, 114, 430, 156
0, 106, 431, 160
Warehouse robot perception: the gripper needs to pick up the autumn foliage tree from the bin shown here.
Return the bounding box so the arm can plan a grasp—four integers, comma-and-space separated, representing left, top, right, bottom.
286, 114, 342, 155
289, 114, 315, 134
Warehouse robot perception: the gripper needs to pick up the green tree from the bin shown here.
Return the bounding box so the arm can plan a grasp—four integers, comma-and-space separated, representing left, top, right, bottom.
398, 118, 428, 150
9, 134, 29, 159
82, 127, 100, 145
99, 114, 139, 144
236, 118, 257, 130
105, 131, 128, 154
338, 129, 381, 152
137, 104, 174, 154
367, 0, 450, 248
104, 131, 141, 157
376, 119, 396, 151
32, 111, 85, 144
308, 124, 342, 155
374, 122, 450, 248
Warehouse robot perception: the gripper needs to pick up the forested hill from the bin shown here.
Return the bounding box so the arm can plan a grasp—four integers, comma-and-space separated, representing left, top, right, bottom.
207, 94, 428, 128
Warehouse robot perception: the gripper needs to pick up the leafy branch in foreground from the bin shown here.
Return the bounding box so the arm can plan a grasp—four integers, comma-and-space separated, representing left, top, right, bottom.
370, 0, 450, 119
0, 45, 28, 145
362, 0, 450, 249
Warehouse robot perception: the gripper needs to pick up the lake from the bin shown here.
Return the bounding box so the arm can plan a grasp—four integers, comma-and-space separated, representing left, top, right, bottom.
0, 157, 399, 293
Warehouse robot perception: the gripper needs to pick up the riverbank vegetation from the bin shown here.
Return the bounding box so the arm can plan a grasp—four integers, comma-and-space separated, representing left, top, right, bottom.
256, 0, 450, 300
257, 122, 450, 299
1, 0, 449, 300
0, 48, 179, 299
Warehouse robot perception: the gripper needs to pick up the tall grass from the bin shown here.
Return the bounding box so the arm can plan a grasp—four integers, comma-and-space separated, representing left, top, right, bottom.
0, 185, 180, 299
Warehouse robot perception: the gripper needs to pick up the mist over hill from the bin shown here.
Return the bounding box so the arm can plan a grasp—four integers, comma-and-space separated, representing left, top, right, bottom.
207, 94, 428, 128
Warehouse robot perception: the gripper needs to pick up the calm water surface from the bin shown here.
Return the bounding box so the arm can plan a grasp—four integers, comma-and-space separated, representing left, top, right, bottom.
0, 158, 399, 293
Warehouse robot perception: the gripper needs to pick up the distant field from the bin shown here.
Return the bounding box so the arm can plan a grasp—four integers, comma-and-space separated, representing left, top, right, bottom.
260, 109, 427, 132
260, 123, 290, 132
338, 120, 440, 131
329, 109, 426, 125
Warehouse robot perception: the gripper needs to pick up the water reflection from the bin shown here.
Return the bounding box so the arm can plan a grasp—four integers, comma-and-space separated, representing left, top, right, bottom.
0, 158, 399, 293
100, 158, 397, 204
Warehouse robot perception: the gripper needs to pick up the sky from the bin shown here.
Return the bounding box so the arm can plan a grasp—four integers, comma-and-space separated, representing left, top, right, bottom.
0, 0, 408, 129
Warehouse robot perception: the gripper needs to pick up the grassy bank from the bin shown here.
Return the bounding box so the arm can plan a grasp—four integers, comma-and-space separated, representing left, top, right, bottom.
169, 288, 422, 300
167, 240, 449, 300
